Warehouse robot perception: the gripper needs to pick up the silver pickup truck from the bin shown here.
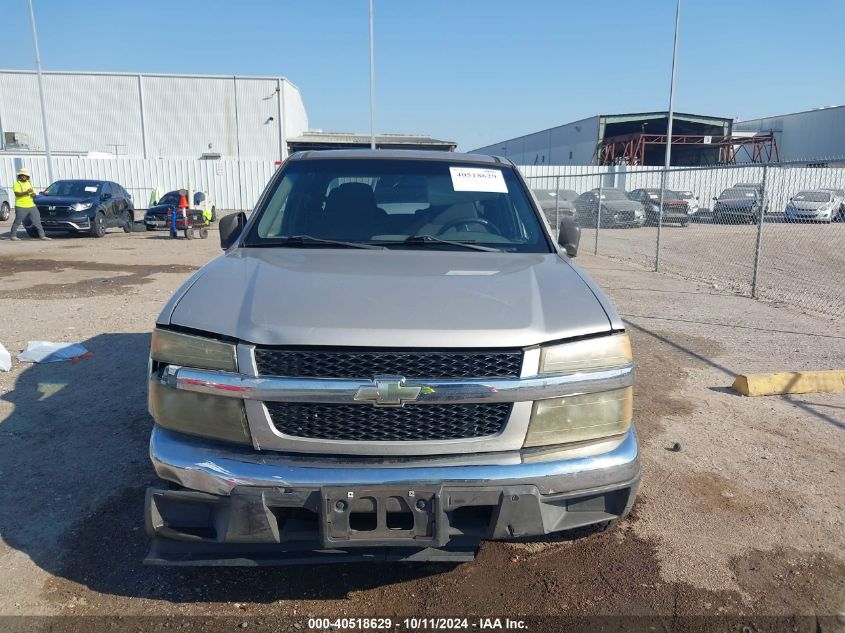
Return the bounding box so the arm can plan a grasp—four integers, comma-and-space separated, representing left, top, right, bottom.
145, 150, 639, 565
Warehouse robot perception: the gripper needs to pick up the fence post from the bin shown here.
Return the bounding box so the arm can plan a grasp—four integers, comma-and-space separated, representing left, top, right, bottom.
654, 168, 667, 271
554, 175, 560, 236
594, 175, 603, 255
750, 163, 769, 299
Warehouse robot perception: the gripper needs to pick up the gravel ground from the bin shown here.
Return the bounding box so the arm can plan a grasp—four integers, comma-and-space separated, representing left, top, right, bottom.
0, 224, 842, 631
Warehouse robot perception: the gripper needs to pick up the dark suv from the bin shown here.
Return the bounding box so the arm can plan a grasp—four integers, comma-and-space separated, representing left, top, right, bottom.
28, 180, 134, 237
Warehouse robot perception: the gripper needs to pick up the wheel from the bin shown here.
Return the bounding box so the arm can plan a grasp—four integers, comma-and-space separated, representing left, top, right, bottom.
25, 226, 40, 238
122, 211, 134, 233
184, 228, 194, 240
90, 212, 106, 238
199, 227, 209, 239
0, 202, 9, 221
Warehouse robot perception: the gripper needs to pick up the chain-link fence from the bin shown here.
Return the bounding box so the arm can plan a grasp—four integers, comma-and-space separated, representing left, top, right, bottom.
523, 159, 845, 318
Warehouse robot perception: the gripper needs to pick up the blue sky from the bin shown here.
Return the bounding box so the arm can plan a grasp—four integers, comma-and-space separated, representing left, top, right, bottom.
4, 0, 844, 150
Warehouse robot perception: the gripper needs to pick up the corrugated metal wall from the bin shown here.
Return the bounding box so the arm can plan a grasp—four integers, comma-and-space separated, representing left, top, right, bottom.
0, 156, 277, 211
0, 71, 309, 160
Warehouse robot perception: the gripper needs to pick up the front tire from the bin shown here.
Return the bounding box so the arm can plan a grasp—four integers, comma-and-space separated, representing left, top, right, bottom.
122, 211, 134, 233
90, 212, 106, 238
25, 226, 40, 238
0, 202, 9, 221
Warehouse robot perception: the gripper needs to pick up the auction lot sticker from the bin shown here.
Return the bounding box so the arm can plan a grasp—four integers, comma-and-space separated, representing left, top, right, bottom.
449, 166, 508, 193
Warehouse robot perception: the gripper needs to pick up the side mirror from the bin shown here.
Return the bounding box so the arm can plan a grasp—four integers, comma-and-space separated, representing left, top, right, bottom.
557, 217, 581, 257
219, 212, 246, 250
101, 192, 112, 200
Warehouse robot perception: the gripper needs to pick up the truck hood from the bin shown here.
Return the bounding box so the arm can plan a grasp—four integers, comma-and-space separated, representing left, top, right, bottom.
164, 249, 614, 347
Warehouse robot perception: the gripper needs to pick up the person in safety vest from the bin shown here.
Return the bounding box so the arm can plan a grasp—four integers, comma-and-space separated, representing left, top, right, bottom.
9, 168, 49, 241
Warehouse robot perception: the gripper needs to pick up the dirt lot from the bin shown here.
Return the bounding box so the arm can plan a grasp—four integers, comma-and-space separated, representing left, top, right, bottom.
579, 221, 845, 318
0, 224, 843, 631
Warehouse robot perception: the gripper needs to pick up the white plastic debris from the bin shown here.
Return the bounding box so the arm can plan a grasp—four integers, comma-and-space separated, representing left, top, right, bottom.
0, 342, 10, 371
18, 341, 89, 364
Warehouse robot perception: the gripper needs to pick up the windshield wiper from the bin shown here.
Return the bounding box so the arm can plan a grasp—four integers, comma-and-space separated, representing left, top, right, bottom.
275, 235, 385, 250
398, 235, 501, 252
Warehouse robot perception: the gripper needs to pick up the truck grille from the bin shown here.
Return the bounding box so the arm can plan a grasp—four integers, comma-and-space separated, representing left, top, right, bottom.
266, 402, 511, 442
253, 348, 523, 379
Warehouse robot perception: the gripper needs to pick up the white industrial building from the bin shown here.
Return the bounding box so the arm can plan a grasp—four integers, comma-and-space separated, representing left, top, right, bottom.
734, 105, 845, 163
0, 70, 309, 160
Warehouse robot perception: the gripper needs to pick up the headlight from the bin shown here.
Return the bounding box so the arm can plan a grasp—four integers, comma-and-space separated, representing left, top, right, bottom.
524, 387, 633, 447
71, 202, 93, 211
525, 334, 633, 448
539, 334, 632, 374
150, 328, 237, 371
149, 329, 249, 444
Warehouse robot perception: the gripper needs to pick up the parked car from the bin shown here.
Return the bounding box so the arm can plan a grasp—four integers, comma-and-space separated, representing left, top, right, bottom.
675, 190, 701, 217
144, 189, 217, 231
821, 188, 845, 221
531, 188, 578, 227
27, 179, 134, 237
784, 189, 843, 223
627, 188, 689, 226
0, 183, 10, 221
574, 188, 645, 228
144, 150, 639, 565
733, 182, 770, 214
713, 187, 761, 224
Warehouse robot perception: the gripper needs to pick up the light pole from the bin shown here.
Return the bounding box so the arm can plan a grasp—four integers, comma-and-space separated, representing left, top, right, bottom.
655, 0, 681, 272
369, 0, 376, 150
26, 0, 54, 183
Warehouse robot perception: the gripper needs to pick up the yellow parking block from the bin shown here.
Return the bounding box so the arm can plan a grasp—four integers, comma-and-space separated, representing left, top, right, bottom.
731, 370, 845, 396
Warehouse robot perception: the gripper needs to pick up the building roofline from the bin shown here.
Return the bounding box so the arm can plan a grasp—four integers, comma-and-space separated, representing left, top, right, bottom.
737, 104, 844, 123
0, 68, 294, 84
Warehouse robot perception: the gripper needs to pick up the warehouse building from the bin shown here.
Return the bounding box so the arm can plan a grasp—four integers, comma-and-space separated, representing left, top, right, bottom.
471, 111, 734, 166
0, 70, 308, 161
734, 105, 845, 163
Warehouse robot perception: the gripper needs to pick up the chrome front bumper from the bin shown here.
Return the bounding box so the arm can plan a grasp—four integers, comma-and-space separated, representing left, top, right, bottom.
150, 425, 640, 497
146, 426, 640, 564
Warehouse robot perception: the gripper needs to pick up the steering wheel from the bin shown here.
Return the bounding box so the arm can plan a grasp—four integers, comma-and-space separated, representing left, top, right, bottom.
436, 217, 504, 237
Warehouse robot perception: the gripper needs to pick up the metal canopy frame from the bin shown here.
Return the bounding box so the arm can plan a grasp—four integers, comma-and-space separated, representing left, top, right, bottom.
596, 132, 780, 166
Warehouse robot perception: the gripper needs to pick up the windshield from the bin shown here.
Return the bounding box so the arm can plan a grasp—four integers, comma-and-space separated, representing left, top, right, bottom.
793, 191, 831, 202
598, 190, 628, 201
677, 191, 695, 199
158, 191, 182, 205
245, 159, 550, 252
719, 189, 757, 200
44, 180, 101, 197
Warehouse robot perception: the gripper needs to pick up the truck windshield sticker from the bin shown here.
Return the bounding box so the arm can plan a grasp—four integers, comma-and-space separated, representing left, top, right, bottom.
84, 186, 98, 192
449, 167, 508, 193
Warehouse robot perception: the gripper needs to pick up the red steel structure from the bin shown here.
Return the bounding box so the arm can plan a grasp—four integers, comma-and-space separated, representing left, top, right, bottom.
596, 132, 779, 166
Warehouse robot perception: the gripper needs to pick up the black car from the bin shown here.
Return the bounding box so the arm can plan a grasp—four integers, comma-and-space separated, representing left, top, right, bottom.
573, 188, 645, 228
144, 191, 216, 231
713, 188, 761, 224
27, 179, 134, 237
628, 188, 690, 226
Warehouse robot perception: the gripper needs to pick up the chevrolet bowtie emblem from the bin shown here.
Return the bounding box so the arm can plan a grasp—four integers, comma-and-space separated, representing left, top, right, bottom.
354, 376, 422, 407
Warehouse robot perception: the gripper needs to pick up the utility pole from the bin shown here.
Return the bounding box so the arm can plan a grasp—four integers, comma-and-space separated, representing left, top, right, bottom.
655, 0, 681, 272
369, 0, 376, 150
26, 0, 54, 183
